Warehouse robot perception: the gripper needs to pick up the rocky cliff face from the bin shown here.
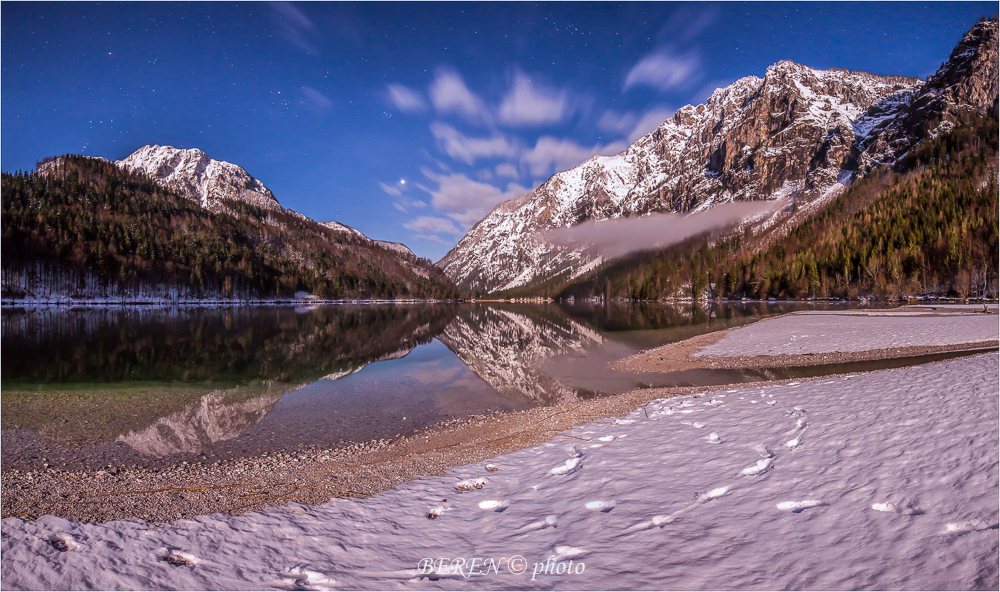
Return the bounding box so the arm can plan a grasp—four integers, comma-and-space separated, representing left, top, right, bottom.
854, 18, 998, 173
439, 19, 997, 294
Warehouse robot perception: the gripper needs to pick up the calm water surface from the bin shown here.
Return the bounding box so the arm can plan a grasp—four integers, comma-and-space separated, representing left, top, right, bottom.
2, 301, 857, 470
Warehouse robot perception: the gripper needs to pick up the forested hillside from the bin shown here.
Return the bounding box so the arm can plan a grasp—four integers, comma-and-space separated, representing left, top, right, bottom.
1, 156, 459, 300
555, 112, 998, 302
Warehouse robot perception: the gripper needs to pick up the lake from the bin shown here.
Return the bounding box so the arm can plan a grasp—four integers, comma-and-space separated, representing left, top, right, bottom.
2, 301, 852, 471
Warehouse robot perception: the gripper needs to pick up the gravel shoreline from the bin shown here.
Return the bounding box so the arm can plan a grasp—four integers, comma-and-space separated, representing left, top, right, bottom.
1, 367, 895, 525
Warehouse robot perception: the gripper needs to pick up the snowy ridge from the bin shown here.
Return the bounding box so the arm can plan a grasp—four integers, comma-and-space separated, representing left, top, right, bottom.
116, 145, 282, 211
319, 223, 417, 259
374, 240, 417, 258
319, 220, 369, 241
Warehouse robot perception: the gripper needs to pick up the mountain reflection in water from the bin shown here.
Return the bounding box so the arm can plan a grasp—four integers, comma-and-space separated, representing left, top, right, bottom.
116, 385, 294, 457
439, 305, 604, 405
1, 302, 833, 468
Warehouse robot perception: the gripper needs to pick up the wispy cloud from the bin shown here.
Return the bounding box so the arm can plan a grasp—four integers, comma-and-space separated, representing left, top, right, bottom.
545, 202, 777, 260
520, 137, 628, 177
657, 4, 719, 44
623, 6, 719, 94
418, 170, 528, 231
387, 83, 427, 112
380, 180, 426, 212
624, 51, 701, 92
495, 162, 520, 179
403, 215, 463, 237
394, 197, 427, 212
428, 68, 491, 124
598, 108, 674, 141
378, 181, 403, 197
596, 110, 638, 135
302, 86, 333, 109
410, 233, 450, 244
498, 72, 568, 127
429, 122, 518, 164
270, 2, 320, 55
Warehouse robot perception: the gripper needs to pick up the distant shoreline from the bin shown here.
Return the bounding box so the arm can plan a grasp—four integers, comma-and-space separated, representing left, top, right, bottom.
3, 296, 995, 309
0, 298, 455, 308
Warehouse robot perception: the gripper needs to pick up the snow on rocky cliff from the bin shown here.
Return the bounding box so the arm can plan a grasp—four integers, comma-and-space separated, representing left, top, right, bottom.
854, 18, 998, 173
438, 19, 997, 294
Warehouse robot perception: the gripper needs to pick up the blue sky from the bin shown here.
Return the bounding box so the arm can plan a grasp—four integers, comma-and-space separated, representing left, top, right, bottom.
2, 2, 993, 260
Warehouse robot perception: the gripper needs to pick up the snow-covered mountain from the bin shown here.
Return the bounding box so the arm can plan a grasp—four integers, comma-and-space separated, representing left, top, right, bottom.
438, 18, 997, 294
116, 145, 425, 264
853, 18, 999, 173
116, 145, 283, 212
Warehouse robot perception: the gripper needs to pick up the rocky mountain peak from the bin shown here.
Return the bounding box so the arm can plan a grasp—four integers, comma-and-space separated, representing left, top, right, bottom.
116, 145, 282, 212
853, 17, 997, 175
927, 17, 998, 107
321, 220, 369, 240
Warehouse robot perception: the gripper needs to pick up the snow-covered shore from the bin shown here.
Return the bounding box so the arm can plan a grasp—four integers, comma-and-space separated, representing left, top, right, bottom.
3, 352, 997, 590
694, 308, 998, 358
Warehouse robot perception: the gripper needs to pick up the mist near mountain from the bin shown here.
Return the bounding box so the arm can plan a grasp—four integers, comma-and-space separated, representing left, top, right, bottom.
543, 201, 777, 260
